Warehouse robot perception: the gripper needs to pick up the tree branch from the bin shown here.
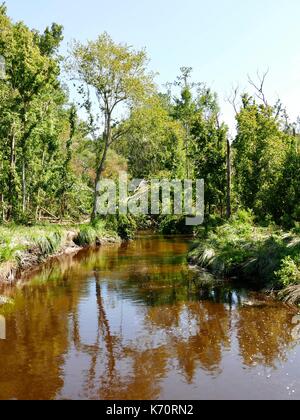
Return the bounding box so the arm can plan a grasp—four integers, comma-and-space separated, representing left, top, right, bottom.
248, 69, 269, 106
227, 85, 240, 115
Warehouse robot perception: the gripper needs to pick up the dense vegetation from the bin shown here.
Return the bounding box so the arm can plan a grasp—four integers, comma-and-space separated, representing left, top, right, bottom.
189, 211, 300, 302
1, 5, 300, 300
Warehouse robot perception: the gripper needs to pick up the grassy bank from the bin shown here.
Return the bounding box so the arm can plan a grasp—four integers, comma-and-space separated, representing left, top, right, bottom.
0, 221, 120, 283
188, 212, 300, 305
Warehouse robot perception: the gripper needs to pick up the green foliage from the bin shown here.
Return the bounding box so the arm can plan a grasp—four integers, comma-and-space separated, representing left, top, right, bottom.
105, 214, 137, 240
0, 8, 94, 223
276, 256, 300, 288
191, 90, 227, 216
75, 225, 98, 246
189, 217, 300, 287
0, 240, 23, 263
231, 209, 255, 226
271, 149, 300, 227
69, 32, 155, 220
158, 215, 193, 235
114, 95, 185, 179
75, 219, 118, 246
0, 221, 119, 268
233, 98, 295, 224
0, 225, 66, 263
34, 232, 63, 257
116, 215, 137, 240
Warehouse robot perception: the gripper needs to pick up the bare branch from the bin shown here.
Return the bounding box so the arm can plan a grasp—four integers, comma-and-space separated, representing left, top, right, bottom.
248, 69, 269, 106
226, 85, 240, 115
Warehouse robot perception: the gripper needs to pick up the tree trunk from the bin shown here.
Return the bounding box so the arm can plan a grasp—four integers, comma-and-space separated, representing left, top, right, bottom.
7, 130, 16, 220
91, 114, 112, 221
60, 107, 76, 220
226, 138, 232, 219
185, 122, 190, 178
22, 159, 26, 213
0, 160, 5, 222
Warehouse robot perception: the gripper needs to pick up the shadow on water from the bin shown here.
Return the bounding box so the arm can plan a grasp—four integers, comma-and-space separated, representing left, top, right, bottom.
0, 233, 300, 400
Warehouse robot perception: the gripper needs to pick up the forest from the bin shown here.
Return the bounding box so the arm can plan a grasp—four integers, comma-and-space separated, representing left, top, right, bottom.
0, 4, 300, 302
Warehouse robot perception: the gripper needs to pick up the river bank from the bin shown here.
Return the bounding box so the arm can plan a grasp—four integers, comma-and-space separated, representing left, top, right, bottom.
188, 213, 300, 305
0, 223, 120, 284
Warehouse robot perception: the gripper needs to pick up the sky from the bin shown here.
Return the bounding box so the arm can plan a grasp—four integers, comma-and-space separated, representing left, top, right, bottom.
4, 0, 300, 132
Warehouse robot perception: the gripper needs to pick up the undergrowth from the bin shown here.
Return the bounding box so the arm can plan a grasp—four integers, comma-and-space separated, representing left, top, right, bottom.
189, 210, 300, 304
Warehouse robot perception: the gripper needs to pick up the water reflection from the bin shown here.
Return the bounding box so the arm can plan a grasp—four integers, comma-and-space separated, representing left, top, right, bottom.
0, 235, 299, 400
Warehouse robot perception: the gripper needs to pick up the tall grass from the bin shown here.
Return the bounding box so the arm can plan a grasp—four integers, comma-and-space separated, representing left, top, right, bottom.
0, 224, 69, 264
75, 220, 118, 246
34, 232, 64, 257
0, 221, 119, 269
189, 211, 300, 302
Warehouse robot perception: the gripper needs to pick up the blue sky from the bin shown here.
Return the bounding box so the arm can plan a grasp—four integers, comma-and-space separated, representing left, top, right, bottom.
4, 0, 300, 131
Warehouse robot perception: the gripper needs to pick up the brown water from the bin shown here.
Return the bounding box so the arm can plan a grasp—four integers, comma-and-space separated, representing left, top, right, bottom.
0, 234, 300, 400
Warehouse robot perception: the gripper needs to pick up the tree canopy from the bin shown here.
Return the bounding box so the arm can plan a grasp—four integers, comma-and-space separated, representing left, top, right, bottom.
0, 5, 299, 229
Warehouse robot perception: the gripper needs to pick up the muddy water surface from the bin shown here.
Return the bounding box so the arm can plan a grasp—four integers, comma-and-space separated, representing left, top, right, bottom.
0, 234, 300, 400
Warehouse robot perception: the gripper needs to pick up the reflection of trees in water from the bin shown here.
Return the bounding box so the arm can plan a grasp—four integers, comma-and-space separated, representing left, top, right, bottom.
0, 238, 298, 400
116, 347, 168, 400
67, 274, 168, 400
0, 285, 70, 399
90, 276, 297, 395
145, 301, 231, 382
175, 302, 231, 380
108, 270, 196, 307
93, 273, 121, 399
0, 252, 102, 400
236, 306, 295, 368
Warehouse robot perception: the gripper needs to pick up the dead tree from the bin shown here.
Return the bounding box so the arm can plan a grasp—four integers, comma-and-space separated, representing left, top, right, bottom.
227, 85, 240, 116
248, 70, 269, 106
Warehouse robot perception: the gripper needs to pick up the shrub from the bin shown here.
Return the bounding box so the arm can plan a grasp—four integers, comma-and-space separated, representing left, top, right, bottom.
0, 241, 22, 263
75, 226, 97, 246
159, 215, 193, 235
189, 217, 300, 286
116, 215, 137, 240
276, 256, 300, 288
105, 214, 137, 240
35, 232, 63, 256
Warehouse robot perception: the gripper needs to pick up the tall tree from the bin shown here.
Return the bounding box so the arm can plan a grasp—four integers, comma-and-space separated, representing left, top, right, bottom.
114, 95, 185, 179
226, 137, 232, 219
0, 5, 65, 219
233, 97, 292, 219
173, 67, 198, 178
191, 89, 227, 217
69, 33, 155, 220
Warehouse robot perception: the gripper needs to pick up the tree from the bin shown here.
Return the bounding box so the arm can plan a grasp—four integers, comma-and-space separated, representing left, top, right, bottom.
226, 137, 232, 219
269, 139, 300, 226
114, 95, 185, 179
191, 89, 227, 217
69, 33, 155, 220
173, 67, 199, 178
0, 5, 65, 219
58, 105, 77, 219
233, 96, 293, 220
